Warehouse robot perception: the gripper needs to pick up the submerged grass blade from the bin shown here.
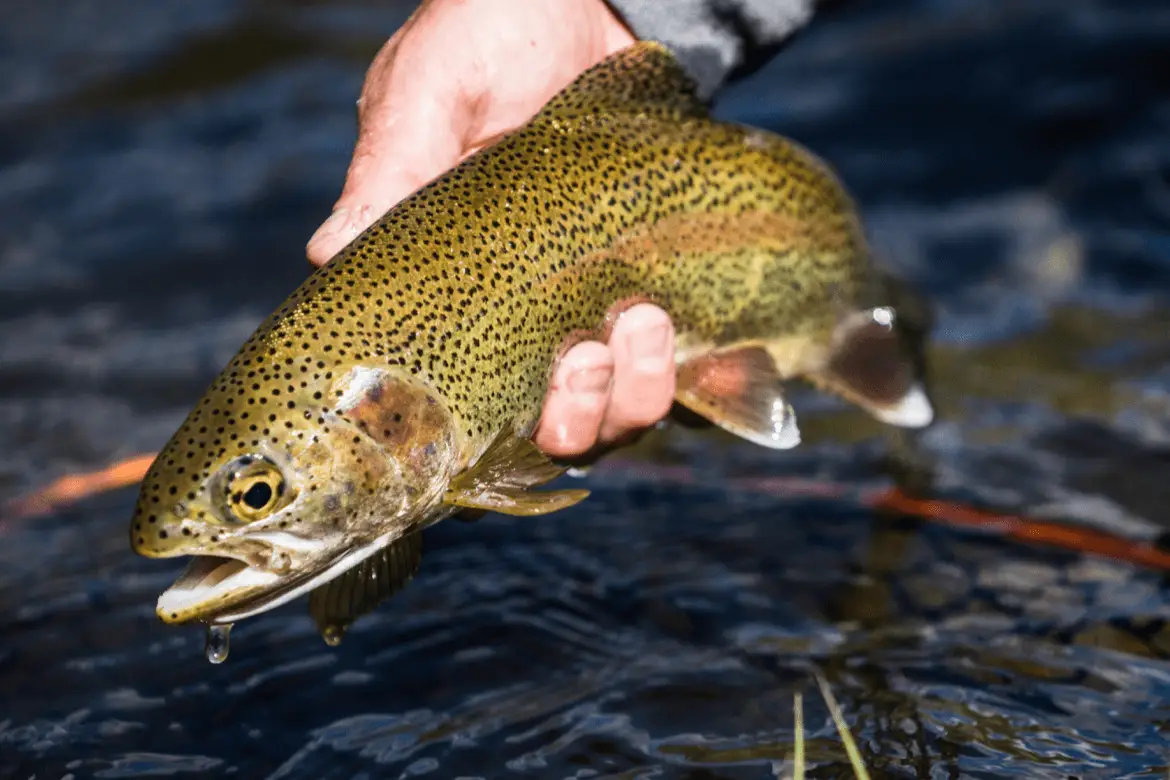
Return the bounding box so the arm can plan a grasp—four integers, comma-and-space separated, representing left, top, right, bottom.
793, 691, 805, 780
814, 673, 871, 780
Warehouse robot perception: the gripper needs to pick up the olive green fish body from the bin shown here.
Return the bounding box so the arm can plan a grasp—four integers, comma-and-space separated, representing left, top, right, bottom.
330, 90, 859, 432
132, 42, 933, 644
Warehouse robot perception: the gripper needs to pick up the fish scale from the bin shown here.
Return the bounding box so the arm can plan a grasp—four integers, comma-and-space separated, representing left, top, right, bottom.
130, 41, 934, 654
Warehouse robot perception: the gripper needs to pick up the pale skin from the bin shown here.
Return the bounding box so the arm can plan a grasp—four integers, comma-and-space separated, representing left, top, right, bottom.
306, 0, 678, 457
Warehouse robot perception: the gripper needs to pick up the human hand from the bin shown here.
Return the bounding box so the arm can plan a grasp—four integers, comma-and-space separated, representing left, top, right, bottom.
306, 0, 677, 458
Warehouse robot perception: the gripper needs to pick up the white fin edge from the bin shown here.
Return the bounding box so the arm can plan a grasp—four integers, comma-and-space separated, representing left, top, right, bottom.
732, 399, 802, 450
872, 383, 934, 428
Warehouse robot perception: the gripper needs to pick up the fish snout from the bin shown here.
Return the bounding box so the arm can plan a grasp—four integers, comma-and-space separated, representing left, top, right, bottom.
130, 514, 212, 558
129, 494, 241, 559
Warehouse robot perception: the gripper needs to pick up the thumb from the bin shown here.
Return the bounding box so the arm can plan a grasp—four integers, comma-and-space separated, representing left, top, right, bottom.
306, 35, 469, 267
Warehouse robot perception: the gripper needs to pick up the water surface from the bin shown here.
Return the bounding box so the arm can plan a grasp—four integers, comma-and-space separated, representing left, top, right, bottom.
3, 0, 1170, 777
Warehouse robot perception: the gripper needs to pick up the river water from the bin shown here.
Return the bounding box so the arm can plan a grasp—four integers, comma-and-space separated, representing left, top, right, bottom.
3, 0, 1170, 777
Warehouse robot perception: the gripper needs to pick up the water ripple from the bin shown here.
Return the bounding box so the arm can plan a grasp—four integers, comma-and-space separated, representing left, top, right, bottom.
4, 0, 1170, 777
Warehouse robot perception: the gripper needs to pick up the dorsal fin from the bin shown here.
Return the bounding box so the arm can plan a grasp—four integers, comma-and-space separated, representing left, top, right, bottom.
535, 41, 709, 121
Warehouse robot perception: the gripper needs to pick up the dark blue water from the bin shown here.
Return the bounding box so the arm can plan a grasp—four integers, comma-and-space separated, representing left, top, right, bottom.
3, 1, 1170, 777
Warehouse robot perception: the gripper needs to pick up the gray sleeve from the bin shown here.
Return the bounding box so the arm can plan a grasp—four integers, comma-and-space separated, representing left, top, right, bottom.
604, 0, 816, 100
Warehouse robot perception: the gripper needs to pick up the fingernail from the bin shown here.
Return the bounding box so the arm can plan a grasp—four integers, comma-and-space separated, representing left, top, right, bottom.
628, 324, 670, 371
567, 366, 612, 394
307, 207, 349, 248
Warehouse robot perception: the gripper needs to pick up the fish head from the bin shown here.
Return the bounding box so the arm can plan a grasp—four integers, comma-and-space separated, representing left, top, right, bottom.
130, 357, 459, 626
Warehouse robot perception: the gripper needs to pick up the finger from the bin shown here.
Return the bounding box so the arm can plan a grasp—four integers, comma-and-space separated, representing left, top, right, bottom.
533, 340, 614, 457
599, 304, 676, 443
306, 31, 470, 266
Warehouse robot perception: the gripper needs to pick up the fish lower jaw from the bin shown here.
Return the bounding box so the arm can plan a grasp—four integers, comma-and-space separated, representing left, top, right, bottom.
155, 556, 282, 624
209, 534, 400, 624
155, 530, 411, 626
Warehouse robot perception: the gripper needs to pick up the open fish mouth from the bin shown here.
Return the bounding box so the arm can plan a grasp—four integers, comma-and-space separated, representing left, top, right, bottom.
156, 556, 283, 625
155, 541, 379, 626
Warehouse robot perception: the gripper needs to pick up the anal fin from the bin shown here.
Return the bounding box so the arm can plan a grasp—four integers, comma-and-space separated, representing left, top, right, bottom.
308, 531, 423, 646
674, 346, 800, 450
443, 428, 589, 517
813, 307, 934, 429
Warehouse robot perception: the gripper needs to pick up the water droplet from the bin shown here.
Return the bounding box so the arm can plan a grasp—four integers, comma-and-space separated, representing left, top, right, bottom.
322, 624, 345, 647
205, 623, 232, 664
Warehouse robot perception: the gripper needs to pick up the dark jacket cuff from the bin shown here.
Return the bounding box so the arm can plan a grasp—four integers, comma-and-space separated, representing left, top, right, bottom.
605, 0, 816, 100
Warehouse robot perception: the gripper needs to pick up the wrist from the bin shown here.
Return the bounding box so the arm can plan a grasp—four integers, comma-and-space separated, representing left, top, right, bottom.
593, 0, 638, 50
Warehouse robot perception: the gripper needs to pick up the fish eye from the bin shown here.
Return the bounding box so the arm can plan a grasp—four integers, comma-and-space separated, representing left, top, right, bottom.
222, 456, 290, 522
242, 481, 273, 510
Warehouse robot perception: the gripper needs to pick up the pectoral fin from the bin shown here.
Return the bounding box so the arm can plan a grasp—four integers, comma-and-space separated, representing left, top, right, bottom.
814, 306, 934, 428
674, 346, 801, 450
442, 429, 590, 517
308, 531, 423, 646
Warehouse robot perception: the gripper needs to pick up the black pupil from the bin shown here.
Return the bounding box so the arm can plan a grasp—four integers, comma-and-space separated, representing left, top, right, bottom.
242, 481, 274, 510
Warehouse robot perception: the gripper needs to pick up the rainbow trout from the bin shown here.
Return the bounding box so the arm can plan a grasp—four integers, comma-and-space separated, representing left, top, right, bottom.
130, 42, 933, 652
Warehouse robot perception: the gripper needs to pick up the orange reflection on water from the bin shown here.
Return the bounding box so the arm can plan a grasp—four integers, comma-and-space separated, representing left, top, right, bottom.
2, 453, 156, 524
5, 454, 1170, 576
